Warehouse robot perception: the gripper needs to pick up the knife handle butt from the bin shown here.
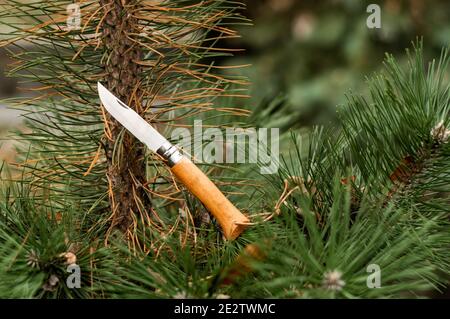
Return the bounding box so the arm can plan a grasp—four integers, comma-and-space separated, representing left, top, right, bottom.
171, 157, 249, 240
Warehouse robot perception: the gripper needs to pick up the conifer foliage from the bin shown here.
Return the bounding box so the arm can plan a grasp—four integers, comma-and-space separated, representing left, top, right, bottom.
0, 1, 449, 299
0, 0, 247, 240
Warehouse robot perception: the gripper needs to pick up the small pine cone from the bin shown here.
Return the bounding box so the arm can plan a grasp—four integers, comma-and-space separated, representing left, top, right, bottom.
26, 249, 40, 269
431, 120, 450, 144
43, 274, 60, 292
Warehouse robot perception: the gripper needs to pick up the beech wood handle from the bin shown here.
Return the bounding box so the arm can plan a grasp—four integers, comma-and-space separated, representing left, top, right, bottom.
171, 157, 249, 240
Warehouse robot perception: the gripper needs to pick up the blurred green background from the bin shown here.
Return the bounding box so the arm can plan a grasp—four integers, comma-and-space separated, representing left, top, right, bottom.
1, 0, 450, 160
222, 0, 450, 130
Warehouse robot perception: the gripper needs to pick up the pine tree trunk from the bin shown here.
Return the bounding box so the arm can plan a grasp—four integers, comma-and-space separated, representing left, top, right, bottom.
100, 0, 151, 232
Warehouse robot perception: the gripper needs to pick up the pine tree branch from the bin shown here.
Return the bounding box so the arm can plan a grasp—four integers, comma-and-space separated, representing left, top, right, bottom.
100, 0, 151, 234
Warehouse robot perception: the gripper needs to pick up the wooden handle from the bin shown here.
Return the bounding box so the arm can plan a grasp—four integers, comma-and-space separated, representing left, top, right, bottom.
171, 157, 249, 240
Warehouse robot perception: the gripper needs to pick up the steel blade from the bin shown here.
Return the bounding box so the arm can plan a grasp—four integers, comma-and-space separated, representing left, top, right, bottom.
97, 82, 167, 153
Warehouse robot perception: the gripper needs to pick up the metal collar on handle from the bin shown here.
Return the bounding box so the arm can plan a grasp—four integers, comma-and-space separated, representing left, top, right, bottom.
157, 142, 183, 167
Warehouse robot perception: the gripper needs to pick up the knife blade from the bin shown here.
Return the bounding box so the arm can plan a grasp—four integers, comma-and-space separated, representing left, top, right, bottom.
97, 82, 167, 152
97, 82, 249, 240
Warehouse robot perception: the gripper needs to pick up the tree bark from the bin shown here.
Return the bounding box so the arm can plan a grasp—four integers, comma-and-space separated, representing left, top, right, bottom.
100, 0, 151, 232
